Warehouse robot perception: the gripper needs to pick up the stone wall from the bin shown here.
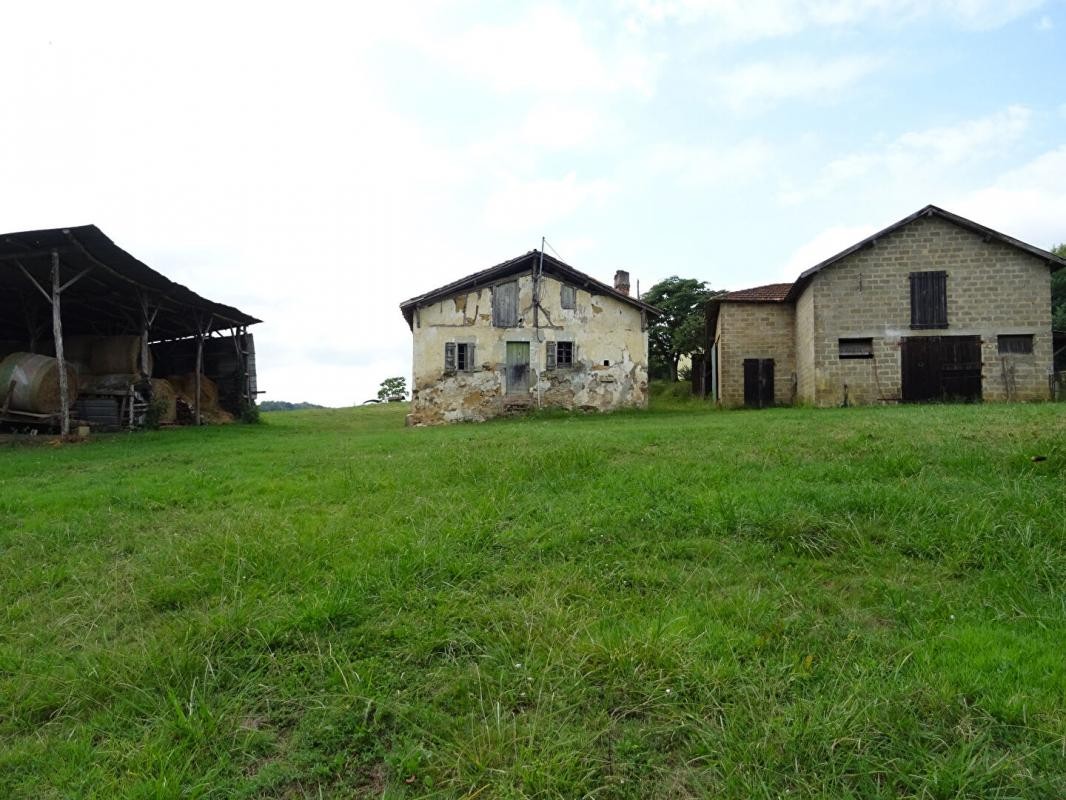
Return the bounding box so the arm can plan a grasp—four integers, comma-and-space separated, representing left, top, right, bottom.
409, 273, 649, 424
715, 301, 796, 408
806, 214, 1054, 405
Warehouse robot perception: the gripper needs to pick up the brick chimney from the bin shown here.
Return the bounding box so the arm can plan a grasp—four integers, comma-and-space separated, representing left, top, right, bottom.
614, 270, 630, 296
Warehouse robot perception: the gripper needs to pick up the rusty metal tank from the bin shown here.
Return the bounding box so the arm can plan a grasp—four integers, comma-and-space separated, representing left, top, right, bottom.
0, 352, 79, 414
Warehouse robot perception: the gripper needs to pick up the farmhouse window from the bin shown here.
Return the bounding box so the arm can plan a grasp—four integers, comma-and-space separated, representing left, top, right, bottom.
545, 341, 574, 369
998, 334, 1033, 355
444, 342, 475, 372
909, 271, 948, 329
838, 337, 874, 359
560, 284, 576, 309
492, 280, 518, 327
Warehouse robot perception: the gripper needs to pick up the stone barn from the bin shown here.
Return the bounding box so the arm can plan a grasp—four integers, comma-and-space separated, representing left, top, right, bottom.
400, 250, 661, 425
706, 205, 1065, 407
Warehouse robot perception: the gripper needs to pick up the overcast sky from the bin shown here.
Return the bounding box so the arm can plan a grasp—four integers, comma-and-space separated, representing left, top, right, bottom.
3, 1, 1064, 406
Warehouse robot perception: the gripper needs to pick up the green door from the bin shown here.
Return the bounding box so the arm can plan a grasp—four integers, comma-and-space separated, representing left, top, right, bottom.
505, 341, 530, 395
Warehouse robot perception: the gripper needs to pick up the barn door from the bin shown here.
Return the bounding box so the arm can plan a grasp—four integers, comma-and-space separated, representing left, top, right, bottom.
743, 358, 774, 408
901, 337, 939, 402
940, 336, 982, 402
902, 336, 982, 402
505, 341, 530, 395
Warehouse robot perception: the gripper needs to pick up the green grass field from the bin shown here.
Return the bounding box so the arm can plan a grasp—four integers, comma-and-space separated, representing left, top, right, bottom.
2, 395, 1065, 798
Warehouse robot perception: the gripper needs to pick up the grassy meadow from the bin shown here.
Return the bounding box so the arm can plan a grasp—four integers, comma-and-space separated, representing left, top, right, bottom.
2, 393, 1065, 798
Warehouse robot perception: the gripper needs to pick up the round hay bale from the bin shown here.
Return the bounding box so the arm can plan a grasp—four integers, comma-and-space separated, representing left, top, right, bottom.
89, 336, 150, 375
0, 352, 79, 414
64, 335, 100, 374
150, 379, 177, 423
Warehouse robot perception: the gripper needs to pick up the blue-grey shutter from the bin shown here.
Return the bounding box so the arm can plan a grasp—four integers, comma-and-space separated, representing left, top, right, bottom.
444, 342, 456, 371
492, 281, 518, 327
546, 341, 556, 369
466, 343, 476, 371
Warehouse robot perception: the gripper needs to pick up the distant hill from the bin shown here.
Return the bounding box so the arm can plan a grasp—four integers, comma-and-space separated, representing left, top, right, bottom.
258, 401, 327, 412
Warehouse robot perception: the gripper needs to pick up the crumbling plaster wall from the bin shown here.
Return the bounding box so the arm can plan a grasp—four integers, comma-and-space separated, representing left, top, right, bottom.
409, 273, 649, 424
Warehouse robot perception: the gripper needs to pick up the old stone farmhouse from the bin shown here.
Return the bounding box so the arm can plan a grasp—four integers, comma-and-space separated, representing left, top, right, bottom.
706, 205, 1065, 408
400, 251, 660, 425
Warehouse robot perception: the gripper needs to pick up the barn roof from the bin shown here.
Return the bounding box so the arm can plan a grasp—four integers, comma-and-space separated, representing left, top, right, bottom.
0, 225, 260, 341
399, 249, 661, 329
785, 204, 1066, 301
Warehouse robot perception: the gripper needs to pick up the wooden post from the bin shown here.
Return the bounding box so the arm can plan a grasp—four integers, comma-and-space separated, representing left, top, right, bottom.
195, 326, 204, 426
50, 251, 71, 436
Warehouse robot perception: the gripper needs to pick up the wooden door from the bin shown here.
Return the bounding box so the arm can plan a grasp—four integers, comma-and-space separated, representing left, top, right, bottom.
939, 336, 982, 402
505, 341, 530, 395
901, 337, 940, 402
902, 336, 982, 402
743, 359, 774, 408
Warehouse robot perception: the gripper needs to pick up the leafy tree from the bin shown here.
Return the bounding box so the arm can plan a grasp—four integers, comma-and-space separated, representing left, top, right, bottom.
377, 376, 408, 401
642, 276, 722, 382
1053, 243, 1066, 332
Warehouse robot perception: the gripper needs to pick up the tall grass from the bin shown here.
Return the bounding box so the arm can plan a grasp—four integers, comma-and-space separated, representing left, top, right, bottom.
1, 400, 1064, 797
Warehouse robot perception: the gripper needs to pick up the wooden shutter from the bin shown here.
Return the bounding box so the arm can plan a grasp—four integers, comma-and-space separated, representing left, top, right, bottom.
444, 342, 456, 371
466, 343, 475, 371
492, 281, 518, 327
546, 341, 556, 369
910, 271, 947, 329
560, 285, 576, 309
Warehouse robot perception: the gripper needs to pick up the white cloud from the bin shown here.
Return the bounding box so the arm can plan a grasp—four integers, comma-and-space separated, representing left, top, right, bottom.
777, 224, 880, 280
714, 55, 885, 113
779, 105, 1032, 204
420, 6, 659, 97
625, 0, 1045, 40
647, 139, 774, 185
1036, 14, 1054, 30
482, 172, 616, 233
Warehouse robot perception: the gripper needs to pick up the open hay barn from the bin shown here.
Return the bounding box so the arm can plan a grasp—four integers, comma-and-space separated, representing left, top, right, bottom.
0, 225, 260, 433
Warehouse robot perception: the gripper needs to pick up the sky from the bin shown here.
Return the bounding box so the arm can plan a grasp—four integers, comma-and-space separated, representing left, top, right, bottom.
2, 1, 1065, 406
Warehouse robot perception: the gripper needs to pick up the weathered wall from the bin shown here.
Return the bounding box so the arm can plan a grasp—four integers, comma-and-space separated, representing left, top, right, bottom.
806, 214, 1054, 406
715, 301, 796, 408
409, 272, 649, 424
794, 288, 815, 404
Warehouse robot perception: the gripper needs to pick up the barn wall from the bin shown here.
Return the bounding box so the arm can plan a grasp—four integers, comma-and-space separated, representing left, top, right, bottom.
715, 302, 796, 408
805, 214, 1053, 406
409, 273, 649, 425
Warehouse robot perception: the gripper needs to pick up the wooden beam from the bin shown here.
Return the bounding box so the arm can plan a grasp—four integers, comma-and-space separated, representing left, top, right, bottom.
51, 251, 70, 436
15, 259, 53, 305
58, 265, 95, 293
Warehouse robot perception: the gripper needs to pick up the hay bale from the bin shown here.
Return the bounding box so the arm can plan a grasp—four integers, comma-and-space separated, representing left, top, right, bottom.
64, 336, 100, 374
89, 336, 150, 375
150, 379, 177, 424
0, 352, 79, 414
167, 373, 219, 410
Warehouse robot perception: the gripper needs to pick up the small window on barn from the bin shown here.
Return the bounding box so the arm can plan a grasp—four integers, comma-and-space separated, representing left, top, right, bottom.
838, 338, 873, 359
560, 284, 576, 310
445, 342, 476, 372
492, 280, 518, 327
545, 341, 574, 369
909, 271, 948, 329
998, 334, 1033, 355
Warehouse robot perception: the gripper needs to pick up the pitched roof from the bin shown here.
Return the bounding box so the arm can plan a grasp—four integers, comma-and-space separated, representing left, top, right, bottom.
719, 282, 793, 303
785, 204, 1066, 301
399, 250, 662, 328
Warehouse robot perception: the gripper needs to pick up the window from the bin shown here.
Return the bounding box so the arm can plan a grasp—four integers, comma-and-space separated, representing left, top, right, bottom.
998, 334, 1033, 355
560, 284, 576, 310
545, 341, 574, 369
838, 337, 873, 359
909, 271, 948, 329
444, 342, 476, 372
492, 281, 518, 327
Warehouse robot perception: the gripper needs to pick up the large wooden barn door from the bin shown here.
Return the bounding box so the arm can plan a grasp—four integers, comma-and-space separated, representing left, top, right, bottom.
505, 341, 530, 395
902, 336, 981, 402
743, 358, 774, 408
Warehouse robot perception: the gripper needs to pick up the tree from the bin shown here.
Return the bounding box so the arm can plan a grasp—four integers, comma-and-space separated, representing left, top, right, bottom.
377, 376, 408, 401
641, 276, 721, 382
1053, 244, 1066, 333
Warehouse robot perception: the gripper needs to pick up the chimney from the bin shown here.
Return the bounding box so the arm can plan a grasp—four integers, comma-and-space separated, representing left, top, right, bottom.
614, 270, 630, 296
